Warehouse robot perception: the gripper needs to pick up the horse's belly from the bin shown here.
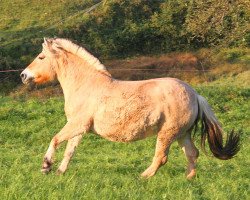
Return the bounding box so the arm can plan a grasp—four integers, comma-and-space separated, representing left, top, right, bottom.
93, 87, 162, 142
93, 108, 161, 142
93, 122, 158, 142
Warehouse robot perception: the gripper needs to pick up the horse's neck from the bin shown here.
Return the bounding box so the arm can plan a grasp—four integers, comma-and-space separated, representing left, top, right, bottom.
56, 54, 111, 102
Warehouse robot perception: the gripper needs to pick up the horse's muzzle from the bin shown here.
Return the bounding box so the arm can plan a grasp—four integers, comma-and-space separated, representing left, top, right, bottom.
20, 69, 34, 84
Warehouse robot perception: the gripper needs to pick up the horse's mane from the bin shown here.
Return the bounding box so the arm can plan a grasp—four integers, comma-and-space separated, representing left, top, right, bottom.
52, 38, 107, 72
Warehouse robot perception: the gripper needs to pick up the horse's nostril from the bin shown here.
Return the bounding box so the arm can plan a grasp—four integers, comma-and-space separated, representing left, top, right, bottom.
20, 73, 27, 80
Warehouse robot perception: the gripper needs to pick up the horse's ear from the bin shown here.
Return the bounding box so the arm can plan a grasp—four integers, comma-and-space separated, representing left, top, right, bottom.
43, 38, 52, 46
42, 38, 55, 55
44, 37, 48, 45
52, 42, 64, 52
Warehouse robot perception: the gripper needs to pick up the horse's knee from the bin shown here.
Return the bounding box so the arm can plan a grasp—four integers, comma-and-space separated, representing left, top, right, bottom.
52, 137, 59, 148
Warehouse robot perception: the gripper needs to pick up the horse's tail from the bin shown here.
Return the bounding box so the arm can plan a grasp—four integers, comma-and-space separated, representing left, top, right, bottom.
195, 95, 240, 160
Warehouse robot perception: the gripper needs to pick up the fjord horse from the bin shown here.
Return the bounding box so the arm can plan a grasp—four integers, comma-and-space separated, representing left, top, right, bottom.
21, 38, 240, 179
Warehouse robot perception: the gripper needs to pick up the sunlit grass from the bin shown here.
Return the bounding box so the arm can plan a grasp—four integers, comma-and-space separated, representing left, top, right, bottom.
0, 0, 93, 48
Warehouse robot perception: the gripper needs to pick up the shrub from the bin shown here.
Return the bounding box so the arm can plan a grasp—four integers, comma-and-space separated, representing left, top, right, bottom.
0, 0, 249, 73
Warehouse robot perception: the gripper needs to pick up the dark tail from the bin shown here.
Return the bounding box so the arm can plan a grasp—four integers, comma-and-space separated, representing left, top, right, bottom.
196, 95, 240, 160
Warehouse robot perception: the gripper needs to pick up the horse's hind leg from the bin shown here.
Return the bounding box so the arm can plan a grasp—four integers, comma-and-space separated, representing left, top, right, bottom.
141, 127, 177, 178
178, 132, 199, 179
56, 135, 83, 174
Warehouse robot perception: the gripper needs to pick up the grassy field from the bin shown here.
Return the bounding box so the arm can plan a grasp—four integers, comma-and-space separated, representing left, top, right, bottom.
0, 84, 249, 200
1, 1, 249, 198
0, 0, 93, 46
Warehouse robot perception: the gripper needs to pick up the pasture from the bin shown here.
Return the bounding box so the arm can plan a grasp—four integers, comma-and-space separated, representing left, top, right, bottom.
1, 0, 249, 199
0, 85, 249, 200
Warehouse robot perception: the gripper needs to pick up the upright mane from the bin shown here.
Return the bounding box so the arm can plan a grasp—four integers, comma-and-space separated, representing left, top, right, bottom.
52, 38, 107, 72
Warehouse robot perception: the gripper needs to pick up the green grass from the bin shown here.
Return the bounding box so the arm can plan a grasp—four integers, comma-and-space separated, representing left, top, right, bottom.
0, 86, 249, 200
0, 0, 93, 46
0, 0, 97, 74
0, 1, 249, 198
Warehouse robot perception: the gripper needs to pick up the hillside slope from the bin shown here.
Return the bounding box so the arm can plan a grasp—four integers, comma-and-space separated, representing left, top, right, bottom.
1, 0, 248, 61
0, 0, 249, 90
0, 0, 92, 45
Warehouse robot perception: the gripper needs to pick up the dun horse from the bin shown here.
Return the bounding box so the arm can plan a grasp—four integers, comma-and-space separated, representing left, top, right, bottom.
21, 38, 240, 179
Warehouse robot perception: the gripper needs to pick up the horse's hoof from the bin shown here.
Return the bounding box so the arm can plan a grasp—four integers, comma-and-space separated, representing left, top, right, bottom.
56, 169, 64, 175
141, 167, 156, 179
41, 167, 51, 174
186, 170, 196, 180
41, 157, 53, 174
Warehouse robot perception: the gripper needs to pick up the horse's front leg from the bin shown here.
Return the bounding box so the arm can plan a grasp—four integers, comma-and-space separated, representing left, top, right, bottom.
41, 119, 91, 174
56, 135, 83, 174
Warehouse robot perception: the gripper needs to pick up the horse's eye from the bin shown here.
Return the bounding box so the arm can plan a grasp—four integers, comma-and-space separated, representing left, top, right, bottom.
38, 56, 45, 60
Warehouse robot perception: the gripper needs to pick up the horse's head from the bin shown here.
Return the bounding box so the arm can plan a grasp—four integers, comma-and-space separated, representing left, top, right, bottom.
20, 38, 63, 85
